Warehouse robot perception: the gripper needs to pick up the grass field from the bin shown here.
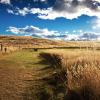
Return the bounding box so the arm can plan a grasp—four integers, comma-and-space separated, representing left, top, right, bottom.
0, 40, 100, 100
40, 49, 100, 100
0, 49, 56, 100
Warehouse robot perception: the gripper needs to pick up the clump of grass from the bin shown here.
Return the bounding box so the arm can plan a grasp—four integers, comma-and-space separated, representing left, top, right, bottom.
66, 57, 100, 100
40, 50, 100, 100
39, 52, 63, 68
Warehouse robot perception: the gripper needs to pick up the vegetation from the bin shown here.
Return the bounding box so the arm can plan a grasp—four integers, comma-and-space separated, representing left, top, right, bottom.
0, 36, 100, 100
40, 50, 100, 100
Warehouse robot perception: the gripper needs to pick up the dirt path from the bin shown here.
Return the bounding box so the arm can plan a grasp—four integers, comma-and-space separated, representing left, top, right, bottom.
0, 53, 53, 100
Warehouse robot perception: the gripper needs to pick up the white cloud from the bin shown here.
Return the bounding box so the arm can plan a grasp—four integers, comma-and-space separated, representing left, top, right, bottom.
6, 26, 100, 41
7, 7, 52, 17
78, 29, 83, 33
7, 9, 14, 14
65, 34, 79, 41
72, 30, 83, 34
40, 0, 47, 2
73, 30, 76, 33
94, 0, 100, 3
7, 5, 100, 20
7, 26, 20, 34
65, 32, 100, 41
6, 26, 60, 38
0, 0, 10, 4
92, 18, 100, 30
35, 7, 100, 20
6, 0, 100, 20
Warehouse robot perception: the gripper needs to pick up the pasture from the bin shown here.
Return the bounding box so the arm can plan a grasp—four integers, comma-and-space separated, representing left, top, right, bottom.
39, 49, 100, 100
0, 36, 100, 100
0, 49, 55, 100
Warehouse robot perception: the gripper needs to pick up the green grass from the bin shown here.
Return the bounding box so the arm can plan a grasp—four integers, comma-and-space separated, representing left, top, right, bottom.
1, 48, 100, 100
0, 50, 46, 68
9, 50, 39, 67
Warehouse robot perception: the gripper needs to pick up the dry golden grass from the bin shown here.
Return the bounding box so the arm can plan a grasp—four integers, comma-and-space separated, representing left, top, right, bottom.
40, 50, 100, 100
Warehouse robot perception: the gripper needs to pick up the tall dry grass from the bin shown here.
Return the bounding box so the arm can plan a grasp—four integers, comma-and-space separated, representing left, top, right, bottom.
40, 50, 100, 100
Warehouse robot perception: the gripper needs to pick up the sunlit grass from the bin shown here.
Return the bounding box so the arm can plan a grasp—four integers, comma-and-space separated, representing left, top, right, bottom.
0, 50, 45, 68
40, 49, 100, 100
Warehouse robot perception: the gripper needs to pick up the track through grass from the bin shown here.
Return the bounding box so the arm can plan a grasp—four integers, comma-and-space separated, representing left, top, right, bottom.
0, 50, 54, 100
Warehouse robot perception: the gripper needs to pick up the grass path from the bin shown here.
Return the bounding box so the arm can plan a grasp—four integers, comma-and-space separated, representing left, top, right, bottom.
0, 50, 53, 100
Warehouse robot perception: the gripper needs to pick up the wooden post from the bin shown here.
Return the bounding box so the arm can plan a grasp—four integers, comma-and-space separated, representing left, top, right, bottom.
4, 47, 7, 53
0, 43, 3, 51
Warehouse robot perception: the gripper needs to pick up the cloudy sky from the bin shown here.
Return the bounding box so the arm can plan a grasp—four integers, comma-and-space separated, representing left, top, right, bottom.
0, 0, 100, 40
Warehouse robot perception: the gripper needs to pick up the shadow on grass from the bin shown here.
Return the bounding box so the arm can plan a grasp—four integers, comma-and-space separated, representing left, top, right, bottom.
21, 53, 78, 100
21, 53, 99, 100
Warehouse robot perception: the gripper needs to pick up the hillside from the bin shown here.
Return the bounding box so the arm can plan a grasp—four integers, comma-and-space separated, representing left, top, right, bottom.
0, 36, 66, 48
0, 36, 100, 50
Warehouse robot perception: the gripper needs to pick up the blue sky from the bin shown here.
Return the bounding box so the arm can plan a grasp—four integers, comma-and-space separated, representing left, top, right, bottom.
0, 0, 100, 40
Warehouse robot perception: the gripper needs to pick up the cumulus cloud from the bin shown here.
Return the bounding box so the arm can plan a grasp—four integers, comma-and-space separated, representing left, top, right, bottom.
6, 26, 60, 38
7, 9, 14, 14
79, 33, 99, 40
0, 0, 10, 4
64, 33, 100, 41
7, 7, 51, 17
6, 25, 100, 41
92, 18, 100, 31
7, 0, 100, 19
50, 32, 100, 41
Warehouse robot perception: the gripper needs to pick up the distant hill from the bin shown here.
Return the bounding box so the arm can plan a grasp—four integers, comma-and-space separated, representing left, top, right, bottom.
0, 36, 66, 48
0, 36, 100, 49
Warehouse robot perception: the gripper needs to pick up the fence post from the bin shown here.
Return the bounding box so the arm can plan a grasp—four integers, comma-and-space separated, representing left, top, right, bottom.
0, 43, 3, 51
4, 47, 7, 53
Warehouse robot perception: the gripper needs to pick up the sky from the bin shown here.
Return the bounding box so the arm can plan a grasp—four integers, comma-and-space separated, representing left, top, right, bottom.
0, 0, 100, 40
